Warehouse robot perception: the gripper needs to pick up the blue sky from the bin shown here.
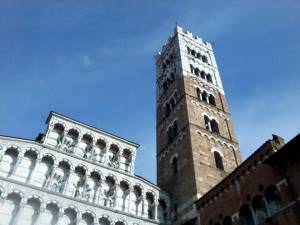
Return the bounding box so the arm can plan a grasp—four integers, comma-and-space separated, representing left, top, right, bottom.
0, 0, 299, 183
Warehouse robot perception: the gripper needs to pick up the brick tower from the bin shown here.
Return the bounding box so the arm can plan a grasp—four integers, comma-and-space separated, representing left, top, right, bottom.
156, 26, 242, 224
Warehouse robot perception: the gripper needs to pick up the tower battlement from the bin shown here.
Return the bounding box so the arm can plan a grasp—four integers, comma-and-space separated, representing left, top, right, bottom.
157, 26, 213, 60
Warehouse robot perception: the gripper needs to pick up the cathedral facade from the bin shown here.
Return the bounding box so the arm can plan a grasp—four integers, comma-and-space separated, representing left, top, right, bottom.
0, 112, 170, 225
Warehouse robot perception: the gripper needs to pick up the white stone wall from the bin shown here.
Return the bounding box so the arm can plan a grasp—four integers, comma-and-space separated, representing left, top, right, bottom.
0, 134, 169, 225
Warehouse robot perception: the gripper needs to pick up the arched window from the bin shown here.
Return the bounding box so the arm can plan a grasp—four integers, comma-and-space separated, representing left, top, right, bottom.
204, 116, 210, 131
173, 121, 178, 137
200, 71, 206, 79
120, 181, 130, 211
207, 74, 213, 83
165, 103, 171, 117
210, 119, 220, 134
170, 73, 175, 81
239, 205, 255, 225
170, 98, 176, 108
202, 55, 208, 63
146, 193, 155, 219
162, 82, 168, 91
196, 53, 201, 59
252, 196, 268, 224
167, 127, 173, 144
209, 95, 216, 106
214, 151, 224, 170
201, 91, 208, 102
158, 200, 167, 222
196, 88, 201, 99
171, 157, 178, 175
265, 185, 282, 215
133, 185, 142, 216
191, 50, 196, 57
195, 68, 200, 76
108, 144, 119, 168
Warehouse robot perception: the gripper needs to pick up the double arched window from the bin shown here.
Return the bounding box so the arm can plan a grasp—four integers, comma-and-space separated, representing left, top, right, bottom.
204, 116, 220, 134
197, 88, 216, 106
187, 47, 210, 64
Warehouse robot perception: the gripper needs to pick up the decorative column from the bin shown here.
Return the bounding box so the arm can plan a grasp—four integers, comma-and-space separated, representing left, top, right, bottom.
104, 142, 111, 166
131, 152, 136, 174
142, 192, 146, 218
154, 200, 159, 220
44, 161, 58, 190
63, 165, 75, 196
27, 156, 41, 184
9, 150, 24, 178
14, 197, 27, 225
0, 146, 4, 162
128, 186, 132, 213
56, 207, 65, 225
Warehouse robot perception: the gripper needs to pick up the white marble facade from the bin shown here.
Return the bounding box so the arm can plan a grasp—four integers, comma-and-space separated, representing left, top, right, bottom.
0, 112, 169, 225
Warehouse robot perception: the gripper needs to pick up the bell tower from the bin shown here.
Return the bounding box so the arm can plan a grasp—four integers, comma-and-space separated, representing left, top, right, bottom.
156, 26, 242, 224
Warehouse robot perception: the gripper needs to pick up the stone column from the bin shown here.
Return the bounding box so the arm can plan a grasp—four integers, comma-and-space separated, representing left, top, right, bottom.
154, 200, 159, 220
56, 207, 65, 225
27, 157, 41, 184
63, 166, 75, 196
128, 186, 132, 213
45, 161, 58, 190
14, 198, 27, 225
9, 150, 24, 178
104, 142, 111, 166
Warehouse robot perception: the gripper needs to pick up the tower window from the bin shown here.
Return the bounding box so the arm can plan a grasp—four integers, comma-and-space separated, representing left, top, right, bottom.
190, 64, 195, 74
196, 88, 201, 99
207, 74, 213, 83
165, 103, 171, 117
201, 71, 206, 79
214, 151, 224, 170
170, 98, 176, 108
162, 82, 168, 91
167, 120, 179, 143
201, 91, 208, 102
204, 115, 211, 130
202, 55, 208, 63
191, 50, 196, 57
211, 119, 220, 134
171, 157, 178, 175
194, 68, 200, 76
170, 73, 175, 81
209, 95, 216, 106
204, 116, 220, 134
173, 120, 178, 137
187, 47, 191, 54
